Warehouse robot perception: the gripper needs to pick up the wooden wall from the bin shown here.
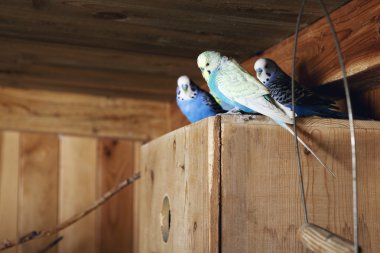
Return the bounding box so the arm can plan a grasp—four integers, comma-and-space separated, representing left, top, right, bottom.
0, 131, 140, 253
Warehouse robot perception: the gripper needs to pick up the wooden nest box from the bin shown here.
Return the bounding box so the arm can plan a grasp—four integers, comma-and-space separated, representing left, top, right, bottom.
136, 115, 380, 252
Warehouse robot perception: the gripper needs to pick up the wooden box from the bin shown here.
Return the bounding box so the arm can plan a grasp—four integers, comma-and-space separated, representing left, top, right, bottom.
136, 115, 380, 252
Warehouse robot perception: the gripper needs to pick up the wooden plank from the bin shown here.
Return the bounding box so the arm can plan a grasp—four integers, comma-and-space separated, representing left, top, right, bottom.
0, 86, 169, 140
0, 0, 348, 60
242, 0, 380, 90
18, 133, 59, 253
97, 139, 136, 253
59, 136, 97, 253
0, 132, 19, 253
220, 115, 380, 252
133, 142, 142, 253
0, 37, 202, 100
138, 116, 220, 252
353, 88, 380, 120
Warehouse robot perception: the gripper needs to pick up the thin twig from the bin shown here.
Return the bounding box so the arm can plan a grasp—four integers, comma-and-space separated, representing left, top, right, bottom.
37, 236, 64, 253
0, 172, 140, 251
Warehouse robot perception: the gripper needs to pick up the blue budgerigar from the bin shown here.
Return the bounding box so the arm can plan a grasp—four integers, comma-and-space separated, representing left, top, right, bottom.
254, 58, 348, 118
197, 51, 335, 176
176, 75, 225, 123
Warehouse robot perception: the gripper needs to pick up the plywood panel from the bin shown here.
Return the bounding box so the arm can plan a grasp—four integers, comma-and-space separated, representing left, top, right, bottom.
97, 139, 136, 253
138, 116, 220, 253
221, 115, 380, 252
59, 136, 97, 253
18, 133, 59, 253
0, 132, 19, 253
0, 86, 169, 140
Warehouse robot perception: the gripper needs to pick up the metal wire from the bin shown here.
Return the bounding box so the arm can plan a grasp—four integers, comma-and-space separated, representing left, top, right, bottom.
292, 0, 309, 225
292, 0, 358, 251
317, 1, 358, 252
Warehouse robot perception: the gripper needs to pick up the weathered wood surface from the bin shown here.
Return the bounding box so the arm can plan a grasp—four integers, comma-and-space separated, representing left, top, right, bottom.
297, 223, 355, 253
18, 133, 59, 253
59, 136, 98, 253
138, 117, 220, 252
221, 115, 380, 252
0, 0, 347, 59
0, 86, 168, 140
242, 0, 380, 91
97, 139, 136, 253
0, 0, 348, 100
0, 37, 201, 101
0, 132, 19, 253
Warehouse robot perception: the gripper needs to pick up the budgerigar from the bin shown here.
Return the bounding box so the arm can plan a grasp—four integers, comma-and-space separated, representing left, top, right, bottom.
176, 75, 225, 123
197, 51, 335, 176
197, 51, 294, 124
254, 58, 348, 118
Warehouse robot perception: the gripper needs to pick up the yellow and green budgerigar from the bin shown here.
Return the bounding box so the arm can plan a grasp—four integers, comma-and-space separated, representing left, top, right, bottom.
197, 51, 294, 124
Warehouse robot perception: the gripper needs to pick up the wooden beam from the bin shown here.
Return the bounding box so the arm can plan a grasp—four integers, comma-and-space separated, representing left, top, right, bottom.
0, 37, 203, 101
241, 0, 380, 91
0, 86, 169, 140
0, 0, 348, 60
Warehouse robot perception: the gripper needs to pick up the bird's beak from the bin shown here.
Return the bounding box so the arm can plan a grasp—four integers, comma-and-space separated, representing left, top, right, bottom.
181, 84, 189, 92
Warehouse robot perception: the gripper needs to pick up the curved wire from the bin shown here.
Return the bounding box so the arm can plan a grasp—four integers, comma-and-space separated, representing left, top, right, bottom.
318, 1, 358, 252
292, 0, 309, 225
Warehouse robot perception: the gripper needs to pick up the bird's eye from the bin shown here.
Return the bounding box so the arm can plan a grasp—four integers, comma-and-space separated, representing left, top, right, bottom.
191, 87, 196, 92
207, 70, 211, 74
206, 63, 210, 66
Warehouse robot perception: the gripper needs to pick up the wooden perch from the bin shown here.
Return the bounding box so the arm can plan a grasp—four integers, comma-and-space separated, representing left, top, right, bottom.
0, 172, 140, 251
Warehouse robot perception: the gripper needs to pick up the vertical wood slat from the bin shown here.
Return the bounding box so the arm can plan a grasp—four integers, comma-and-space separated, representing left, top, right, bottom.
59, 136, 97, 253
18, 133, 59, 253
138, 117, 220, 253
0, 132, 19, 253
97, 139, 136, 253
220, 116, 380, 252
133, 142, 142, 253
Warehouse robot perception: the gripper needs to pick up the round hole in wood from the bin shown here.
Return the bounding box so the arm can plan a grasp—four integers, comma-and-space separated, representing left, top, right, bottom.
160, 195, 171, 243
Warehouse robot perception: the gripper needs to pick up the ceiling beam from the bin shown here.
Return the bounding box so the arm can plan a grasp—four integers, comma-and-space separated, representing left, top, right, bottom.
0, 86, 170, 140
240, 0, 380, 94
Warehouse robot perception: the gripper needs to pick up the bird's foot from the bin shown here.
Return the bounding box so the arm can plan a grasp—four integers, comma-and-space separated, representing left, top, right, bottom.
224, 108, 242, 115
242, 114, 257, 121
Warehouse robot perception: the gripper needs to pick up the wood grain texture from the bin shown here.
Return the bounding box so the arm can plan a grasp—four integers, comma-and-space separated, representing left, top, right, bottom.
97, 139, 136, 253
133, 141, 143, 253
0, 0, 348, 59
242, 0, 380, 94
138, 116, 220, 253
0, 0, 348, 100
0, 86, 169, 140
352, 88, 380, 120
297, 223, 355, 253
0, 132, 19, 253
59, 136, 97, 253
0, 37, 201, 101
220, 115, 380, 252
18, 133, 59, 253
